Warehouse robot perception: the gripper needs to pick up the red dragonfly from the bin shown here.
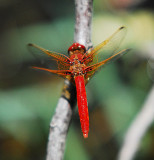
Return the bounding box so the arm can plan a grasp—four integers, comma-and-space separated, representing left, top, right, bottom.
28, 26, 130, 138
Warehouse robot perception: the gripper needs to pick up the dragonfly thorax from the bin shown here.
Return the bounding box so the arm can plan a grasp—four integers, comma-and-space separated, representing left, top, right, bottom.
69, 54, 86, 76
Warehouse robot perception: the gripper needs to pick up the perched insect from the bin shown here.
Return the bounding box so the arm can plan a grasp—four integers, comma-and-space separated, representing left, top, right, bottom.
28, 26, 130, 138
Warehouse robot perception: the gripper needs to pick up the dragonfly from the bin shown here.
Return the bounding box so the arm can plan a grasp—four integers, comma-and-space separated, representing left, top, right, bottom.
28, 26, 130, 138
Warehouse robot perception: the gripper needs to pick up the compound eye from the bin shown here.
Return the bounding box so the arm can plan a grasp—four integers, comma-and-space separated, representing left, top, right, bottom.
68, 43, 86, 53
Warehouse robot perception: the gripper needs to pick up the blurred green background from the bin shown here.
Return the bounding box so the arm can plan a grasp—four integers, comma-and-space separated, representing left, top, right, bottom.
0, 0, 154, 160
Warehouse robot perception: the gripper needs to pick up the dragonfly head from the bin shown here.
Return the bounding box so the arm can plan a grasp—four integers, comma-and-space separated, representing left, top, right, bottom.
68, 43, 86, 55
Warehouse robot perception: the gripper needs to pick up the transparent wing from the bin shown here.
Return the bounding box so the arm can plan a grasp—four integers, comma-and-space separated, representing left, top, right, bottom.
32, 66, 72, 79
28, 43, 71, 70
84, 48, 131, 84
83, 26, 127, 66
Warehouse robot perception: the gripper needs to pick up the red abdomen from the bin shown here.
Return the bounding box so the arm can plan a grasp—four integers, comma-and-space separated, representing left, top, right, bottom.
75, 75, 89, 138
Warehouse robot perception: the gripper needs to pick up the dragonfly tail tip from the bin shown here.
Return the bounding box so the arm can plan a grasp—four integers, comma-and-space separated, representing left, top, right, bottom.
83, 133, 88, 138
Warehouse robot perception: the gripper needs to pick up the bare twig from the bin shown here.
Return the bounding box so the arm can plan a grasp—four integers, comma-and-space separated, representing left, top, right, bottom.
118, 85, 154, 160
46, 0, 93, 160
74, 0, 93, 48
46, 80, 76, 160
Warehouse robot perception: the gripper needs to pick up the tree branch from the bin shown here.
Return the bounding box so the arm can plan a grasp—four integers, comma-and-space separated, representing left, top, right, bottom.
46, 0, 93, 159
117, 85, 154, 160
74, 0, 93, 48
